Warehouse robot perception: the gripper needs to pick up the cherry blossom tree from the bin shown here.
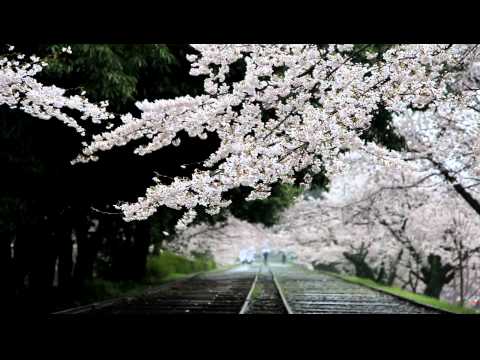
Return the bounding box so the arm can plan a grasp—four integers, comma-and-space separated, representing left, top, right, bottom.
273, 148, 480, 302
273, 154, 408, 282
4, 44, 480, 230
4, 44, 480, 305
64, 44, 480, 229
405, 196, 480, 304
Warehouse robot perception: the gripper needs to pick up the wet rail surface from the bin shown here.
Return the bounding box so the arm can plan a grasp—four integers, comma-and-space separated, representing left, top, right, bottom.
57, 266, 259, 315
54, 264, 443, 315
272, 265, 441, 314
242, 266, 288, 314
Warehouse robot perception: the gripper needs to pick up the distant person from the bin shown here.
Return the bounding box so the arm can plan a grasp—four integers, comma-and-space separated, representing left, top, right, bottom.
282, 252, 287, 264
262, 247, 270, 265
239, 249, 246, 264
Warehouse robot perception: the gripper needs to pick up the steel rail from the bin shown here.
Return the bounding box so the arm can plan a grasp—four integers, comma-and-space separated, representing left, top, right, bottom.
239, 265, 261, 314
269, 267, 294, 314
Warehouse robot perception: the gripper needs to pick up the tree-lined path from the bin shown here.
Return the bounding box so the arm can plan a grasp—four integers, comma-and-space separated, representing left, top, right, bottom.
5, 44, 480, 314
53, 263, 442, 315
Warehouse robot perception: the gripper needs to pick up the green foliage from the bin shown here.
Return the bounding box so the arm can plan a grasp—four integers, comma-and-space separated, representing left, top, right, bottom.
145, 251, 216, 281
351, 44, 394, 64
191, 182, 304, 228
226, 183, 303, 227
76, 251, 215, 306
44, 44, 176, 111
347, 44, 408, 152
251, 283, 263, 299
77, 279, 142, 304
303, 170, 330, 199
150, 208, 179, 245
360, 103, 406, 151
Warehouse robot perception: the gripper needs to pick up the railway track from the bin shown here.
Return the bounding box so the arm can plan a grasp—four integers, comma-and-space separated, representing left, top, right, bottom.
53, 264, 445, 315
57, 266, 259, 315
272, 266, 442, 314
240, 265, 291, 314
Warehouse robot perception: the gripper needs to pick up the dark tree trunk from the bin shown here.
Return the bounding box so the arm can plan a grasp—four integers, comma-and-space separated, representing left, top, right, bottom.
57, 230, 73, 289
343, 249, 376, 280
0, 230, 14, 304
429, 158, 480, 217
107, 220, 151, 281
108, 222, 130, 281
27, 218, 58, 312
421, 254, 455, 298
55, 216, 74, 300
153, 241, 162, 256
386, 249, 403, 286
375, 263, 387, 284
458, 251, 465, 306
73, 219, 98, 286
48, 209, 74, 291
130, 221, 151, 281
13, 226, 32, 296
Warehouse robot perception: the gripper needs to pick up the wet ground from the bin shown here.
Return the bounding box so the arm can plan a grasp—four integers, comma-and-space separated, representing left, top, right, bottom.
54, 263, 441, 315
272, 264, 440, 314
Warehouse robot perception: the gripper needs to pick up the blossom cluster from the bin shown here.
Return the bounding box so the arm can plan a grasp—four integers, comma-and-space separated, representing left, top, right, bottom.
0, 47, 113, 136
5, 44, 480, 235
71, 44, 480, 225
